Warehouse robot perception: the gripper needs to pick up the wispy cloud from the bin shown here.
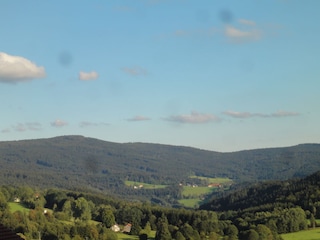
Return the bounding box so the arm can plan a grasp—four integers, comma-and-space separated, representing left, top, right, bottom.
223, 110, 300, 119
79, 71, 99, 81
224, 18, 262, 43
222, 111, 255, 119
79, 121, 109, 128
224, 25, 262, 43
2, 122, 42, 133
1, 128, 10, 133
127, 115, 151, 122
165, 111, 219, 124
51, 119, 68, 127
271, 110, 300, 117
0, 52, 46, 83
122, 66, 147, 76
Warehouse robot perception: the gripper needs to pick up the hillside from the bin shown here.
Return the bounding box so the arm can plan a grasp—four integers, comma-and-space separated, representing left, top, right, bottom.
200, 170, 320, 214
1, 135, 320, 205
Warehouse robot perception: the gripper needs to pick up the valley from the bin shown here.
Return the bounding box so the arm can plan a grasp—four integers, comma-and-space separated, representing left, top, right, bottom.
1, 135, 320, 207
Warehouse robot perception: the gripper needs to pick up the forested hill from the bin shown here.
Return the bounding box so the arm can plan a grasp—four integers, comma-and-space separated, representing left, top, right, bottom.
200, 170, 320, 213
0, 135, 320, 202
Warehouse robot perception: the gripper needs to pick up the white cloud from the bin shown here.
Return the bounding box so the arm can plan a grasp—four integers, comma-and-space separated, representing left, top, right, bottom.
79, 71, 99, 81
223, 110, 300, 119
127, 115, 151, 122
224, 18, 262, 43
122, 66, 147, 76
0, 52, 46, 83
222, 111, 254, 118
51, 119, 68, 127
165, 111, 219, 124
225, 25, 262, 43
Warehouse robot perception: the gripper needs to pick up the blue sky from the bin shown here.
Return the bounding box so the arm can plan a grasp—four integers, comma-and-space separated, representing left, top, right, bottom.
1, 0, 319, 152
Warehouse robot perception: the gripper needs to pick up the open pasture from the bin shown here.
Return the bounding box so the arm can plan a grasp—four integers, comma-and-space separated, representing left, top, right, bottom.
281, 228, 320, 240
189, 175, 233, 184
8, 202, 30, 213
182, 186, 214, 197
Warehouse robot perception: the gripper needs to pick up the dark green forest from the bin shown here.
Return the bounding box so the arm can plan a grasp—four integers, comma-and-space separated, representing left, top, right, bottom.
1, 136, 320, 206
2, 170, 320, 239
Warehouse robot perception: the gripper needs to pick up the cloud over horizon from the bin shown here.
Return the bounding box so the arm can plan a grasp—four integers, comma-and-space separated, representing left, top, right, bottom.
165, 111, 219, 124
79, 71, 99, 81
223, 110, 300, 119
0, 52, 46, 83
51, 119, 68, 127
127, 115, 151, 122
1, 122, 42, 133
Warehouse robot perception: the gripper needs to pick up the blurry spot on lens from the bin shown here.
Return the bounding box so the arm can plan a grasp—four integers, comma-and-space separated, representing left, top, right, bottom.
219, 9, 233, 23
58, 51, 73, 67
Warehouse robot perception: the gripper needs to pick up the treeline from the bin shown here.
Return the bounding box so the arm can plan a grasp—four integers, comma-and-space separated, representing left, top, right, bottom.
1, 184, 311, 240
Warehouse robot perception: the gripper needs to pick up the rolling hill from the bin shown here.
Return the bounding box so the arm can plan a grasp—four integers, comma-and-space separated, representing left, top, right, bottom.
1, 135, 320, 204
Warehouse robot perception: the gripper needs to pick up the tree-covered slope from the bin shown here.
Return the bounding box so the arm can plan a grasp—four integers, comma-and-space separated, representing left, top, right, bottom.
200, 170, 320, 214
0, 135, 320, 203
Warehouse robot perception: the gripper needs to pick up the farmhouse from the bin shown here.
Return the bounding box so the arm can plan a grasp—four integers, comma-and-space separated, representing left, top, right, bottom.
208, 183, 221, 188
123, 223, 132, 233
111, 224, 120, 232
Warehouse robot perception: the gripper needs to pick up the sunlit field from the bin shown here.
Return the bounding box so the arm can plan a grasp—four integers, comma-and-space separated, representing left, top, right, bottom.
189, 176, 233, 184
8, 202, 30, 213
281, 228, 320, 240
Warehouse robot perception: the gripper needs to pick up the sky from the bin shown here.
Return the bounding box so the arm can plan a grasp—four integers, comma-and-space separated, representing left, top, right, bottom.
1, 0, 320, 152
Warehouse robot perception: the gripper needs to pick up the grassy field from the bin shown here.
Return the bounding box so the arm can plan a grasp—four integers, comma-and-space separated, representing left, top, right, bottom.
179, 186, 216, 208
281, 228, 320, 240
182, 186, 214, 197
124, 181, 167, 189
8, 202, 30, 213
189, 176, 233, 184
178, 198, 200, 208
178, 176, 232, 208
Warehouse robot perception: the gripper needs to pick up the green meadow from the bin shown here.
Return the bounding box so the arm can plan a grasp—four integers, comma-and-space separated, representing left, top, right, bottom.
182, 186, 214, 197
178, 176, 233, 208
8, 202, 30, 213
281, 228, 320, 240
189, 175, 233, 184
125, 177, 232, 208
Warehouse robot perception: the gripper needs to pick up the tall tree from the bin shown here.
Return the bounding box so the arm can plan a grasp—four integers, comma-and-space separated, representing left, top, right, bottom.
155, 221, 172, 240
72, 197, 91, 221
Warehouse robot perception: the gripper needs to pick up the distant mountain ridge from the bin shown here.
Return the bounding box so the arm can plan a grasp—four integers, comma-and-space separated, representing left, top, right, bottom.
0, 135, 320, 204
